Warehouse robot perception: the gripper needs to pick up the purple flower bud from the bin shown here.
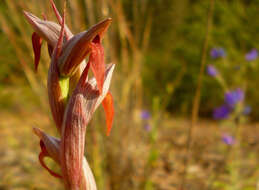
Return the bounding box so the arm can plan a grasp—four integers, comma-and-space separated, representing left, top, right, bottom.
210, 48, 226, 59
222, 134, 235, 145
141, 110, 151, 120
207, 64, 218, 77
245, 49, 258, 61
224, 88, 244, 107
144, 124, 151, 132
213, 105, 231, 120
243, 106, 251, 115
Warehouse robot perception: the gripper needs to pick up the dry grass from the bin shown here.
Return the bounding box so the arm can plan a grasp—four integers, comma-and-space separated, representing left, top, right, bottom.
1, 90, 259, 190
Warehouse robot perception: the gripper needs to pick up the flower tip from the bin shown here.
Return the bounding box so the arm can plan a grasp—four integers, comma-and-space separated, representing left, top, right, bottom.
90, 18, 112, 42
23, 11, 38, 25
99, 17, 112, 26
23, 11, 33, 24
23, 10, 28, 17
105, 18, 112, 25
23, 10, 30, 17
97, 18, 112, 39
33, 127, 43, 138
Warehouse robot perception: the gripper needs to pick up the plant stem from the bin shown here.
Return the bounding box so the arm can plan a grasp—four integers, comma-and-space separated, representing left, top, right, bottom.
180, 0, 215, 189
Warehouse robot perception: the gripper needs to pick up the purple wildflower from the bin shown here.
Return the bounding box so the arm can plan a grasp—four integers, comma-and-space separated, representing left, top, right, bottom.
210, 48, 226, 59
245, 49, 258, 61
224, 88, 244, 107
213, 105, 231, 120
243, 106, 251, 115
222, 134, 235, 145
141, 110, 151, 120
207, 64, 218, 77
144, 124, 151, 132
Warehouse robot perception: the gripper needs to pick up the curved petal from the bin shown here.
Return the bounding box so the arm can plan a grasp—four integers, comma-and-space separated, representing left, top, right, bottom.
32, 32, 42, 71
39, 141, 62, 178
33, 128, 62, 178
89, 41, 105, 94
93, 64, 115, 110
33, 128, 60, 163
102, 92, 114, 136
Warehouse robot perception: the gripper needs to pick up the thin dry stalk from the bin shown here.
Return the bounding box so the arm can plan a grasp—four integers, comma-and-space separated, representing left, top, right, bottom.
0, 12, 48, 111
108, 0, 152, 111
180, 0, 215, 189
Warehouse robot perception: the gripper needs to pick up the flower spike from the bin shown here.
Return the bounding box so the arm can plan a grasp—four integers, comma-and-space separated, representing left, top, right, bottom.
24, 1, 115, 189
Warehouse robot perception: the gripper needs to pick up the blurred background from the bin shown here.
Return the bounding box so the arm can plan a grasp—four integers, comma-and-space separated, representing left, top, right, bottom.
0, 0, 259, 189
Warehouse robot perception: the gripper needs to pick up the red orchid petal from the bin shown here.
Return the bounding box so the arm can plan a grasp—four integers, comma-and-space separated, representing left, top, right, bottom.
90, 40, 105, 94
32, 32, 42, 72
102, 92, 114, 136
39, 141, 62, 178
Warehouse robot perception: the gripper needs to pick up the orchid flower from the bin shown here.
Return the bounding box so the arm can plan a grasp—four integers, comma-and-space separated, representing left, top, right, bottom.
24, 1, 115, 189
